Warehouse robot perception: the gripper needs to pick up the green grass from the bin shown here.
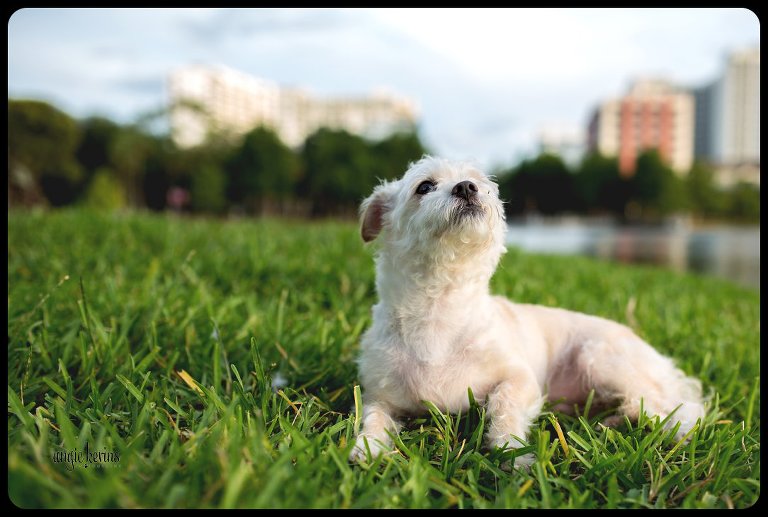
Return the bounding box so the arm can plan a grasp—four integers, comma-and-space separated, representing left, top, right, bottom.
7, 209, 760, 509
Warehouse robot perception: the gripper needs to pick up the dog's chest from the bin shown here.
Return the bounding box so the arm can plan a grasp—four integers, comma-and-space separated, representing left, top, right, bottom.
383, 330, 507, 413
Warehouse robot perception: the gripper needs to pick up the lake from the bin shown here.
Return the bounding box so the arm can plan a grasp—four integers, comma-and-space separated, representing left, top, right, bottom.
506, 217, 760, 290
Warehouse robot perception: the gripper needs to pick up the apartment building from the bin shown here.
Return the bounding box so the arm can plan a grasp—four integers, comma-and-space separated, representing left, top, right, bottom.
587, 78, 695, 176
168, 64, 418, 148
693, 47, 759, 187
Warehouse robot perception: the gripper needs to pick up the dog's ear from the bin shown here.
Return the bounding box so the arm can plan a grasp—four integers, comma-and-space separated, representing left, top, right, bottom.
360, 182, 396, 242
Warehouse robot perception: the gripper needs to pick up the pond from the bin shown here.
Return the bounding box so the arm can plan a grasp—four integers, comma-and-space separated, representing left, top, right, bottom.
506, 217, 760, 290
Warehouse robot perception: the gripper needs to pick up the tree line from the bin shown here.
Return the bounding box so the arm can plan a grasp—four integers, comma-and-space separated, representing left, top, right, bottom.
8, 98, 759, 223
8, 99, 427, 217
497, 151, 759, 223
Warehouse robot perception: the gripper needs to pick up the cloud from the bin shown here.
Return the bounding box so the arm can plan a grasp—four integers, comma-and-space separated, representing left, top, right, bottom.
7, 8, 760, 169
179, 8, 353, 46
113, 77, 166, 94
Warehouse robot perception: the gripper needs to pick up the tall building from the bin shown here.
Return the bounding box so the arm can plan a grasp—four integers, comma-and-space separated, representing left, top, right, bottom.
168, 64, 418, 148
693, 81, 716, 162
587, 78, 694, 176
693, 47, 759, 187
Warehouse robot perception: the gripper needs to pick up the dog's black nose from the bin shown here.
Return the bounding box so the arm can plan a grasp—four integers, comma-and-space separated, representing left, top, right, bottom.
451, 180, 478, 201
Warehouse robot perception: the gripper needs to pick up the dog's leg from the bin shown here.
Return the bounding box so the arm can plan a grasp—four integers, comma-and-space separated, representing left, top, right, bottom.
485, 367, 545, 469
578, 338, 705, 440
349, 402, 401, 462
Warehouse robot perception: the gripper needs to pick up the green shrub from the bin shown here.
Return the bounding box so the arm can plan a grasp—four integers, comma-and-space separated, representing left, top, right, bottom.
83, 168, 127, 210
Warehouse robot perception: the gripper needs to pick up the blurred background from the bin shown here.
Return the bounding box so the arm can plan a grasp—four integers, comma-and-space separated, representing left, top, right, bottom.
8, 8, 759, 288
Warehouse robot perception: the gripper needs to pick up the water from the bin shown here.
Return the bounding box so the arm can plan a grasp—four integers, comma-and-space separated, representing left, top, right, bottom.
506, 217, 760, 289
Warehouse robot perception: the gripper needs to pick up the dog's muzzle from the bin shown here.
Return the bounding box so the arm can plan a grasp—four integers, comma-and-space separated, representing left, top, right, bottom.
450, 181, 485, 223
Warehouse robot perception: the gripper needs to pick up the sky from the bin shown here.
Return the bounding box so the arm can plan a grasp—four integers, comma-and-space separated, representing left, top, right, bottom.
7, 7, 760, 170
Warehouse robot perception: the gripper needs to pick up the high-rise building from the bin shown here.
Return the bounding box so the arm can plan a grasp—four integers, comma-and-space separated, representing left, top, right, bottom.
692, 47, 759, 187
587, 78, 695, 176
693, 81, 717, 162
168, 64, 418, 148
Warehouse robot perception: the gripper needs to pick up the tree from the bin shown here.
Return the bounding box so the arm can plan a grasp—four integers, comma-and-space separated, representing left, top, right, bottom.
724, 182, 760, 222
371, 131, 429, 181
141, 136, 176, 211
190, 163, 228, 214
628, 150, 687, 219
574, 152, 629, 216
74, 116, 123, 203
83, 167, 127, 211
300, 128, 375, 215
109, 125, 155, 206
76, 117, 121, 175
496, 158, 535, 216
529, 153, 578, 214
497, 153, 579, 216
8, 99, 83, 206
686, 161, 726, 219
226, 126, 299, 213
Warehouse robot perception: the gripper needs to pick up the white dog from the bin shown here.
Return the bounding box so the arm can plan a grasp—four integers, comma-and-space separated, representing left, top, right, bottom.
350, 156, 705, 468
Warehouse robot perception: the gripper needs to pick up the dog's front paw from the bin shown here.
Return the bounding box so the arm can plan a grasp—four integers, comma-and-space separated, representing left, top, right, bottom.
349, 435, 386, 463
499, 452, 536, 472
666, 418, 700, 443
665, 403, 704, 442
348, 444, 367, 463
513, 452, 536, 470
490, 436, 534, 471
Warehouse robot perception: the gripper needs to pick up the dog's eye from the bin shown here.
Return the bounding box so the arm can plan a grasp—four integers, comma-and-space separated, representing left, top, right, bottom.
415, 180, 437, 195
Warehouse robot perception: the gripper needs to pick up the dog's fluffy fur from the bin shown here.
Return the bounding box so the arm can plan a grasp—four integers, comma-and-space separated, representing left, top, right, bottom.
350, 156, 705, 467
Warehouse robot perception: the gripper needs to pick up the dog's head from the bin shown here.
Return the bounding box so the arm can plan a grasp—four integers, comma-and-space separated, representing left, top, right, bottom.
360, 156, 507, 272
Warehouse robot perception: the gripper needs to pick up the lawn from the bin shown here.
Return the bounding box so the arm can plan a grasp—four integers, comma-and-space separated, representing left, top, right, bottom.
7, 209, 760, 509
